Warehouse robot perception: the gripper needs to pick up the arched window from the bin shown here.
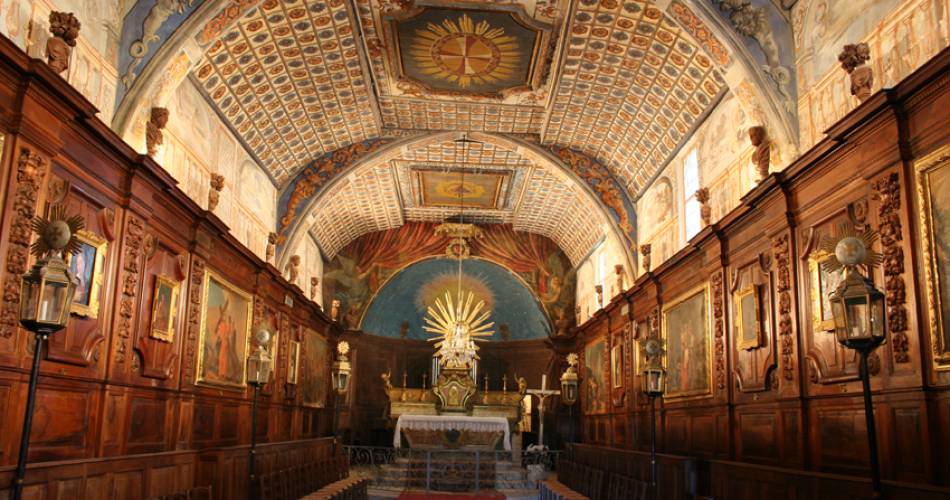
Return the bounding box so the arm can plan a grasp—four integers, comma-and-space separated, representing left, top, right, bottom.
683, 149, 701, 241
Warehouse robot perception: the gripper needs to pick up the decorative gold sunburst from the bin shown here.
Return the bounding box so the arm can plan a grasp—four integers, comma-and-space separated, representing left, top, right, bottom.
410, 14, 519, 88
424, 290, 495, 369
818, 224, 882, 274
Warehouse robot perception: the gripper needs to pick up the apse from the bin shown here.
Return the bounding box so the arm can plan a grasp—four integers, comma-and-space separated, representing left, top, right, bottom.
361, 258, 552, 341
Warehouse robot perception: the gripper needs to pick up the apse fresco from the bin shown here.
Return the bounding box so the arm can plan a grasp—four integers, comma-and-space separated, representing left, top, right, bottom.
323, 222, 575, 332
361, 258, 551, 341
393, 8, 540, 94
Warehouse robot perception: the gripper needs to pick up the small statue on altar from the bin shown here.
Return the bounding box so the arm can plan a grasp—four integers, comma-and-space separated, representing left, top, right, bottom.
516, 374, 528, 396
381, 371, 393, 393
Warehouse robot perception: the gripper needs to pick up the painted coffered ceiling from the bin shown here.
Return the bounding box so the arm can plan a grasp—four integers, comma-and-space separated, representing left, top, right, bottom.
304, 137, 605, 264
115, 0, 798, 268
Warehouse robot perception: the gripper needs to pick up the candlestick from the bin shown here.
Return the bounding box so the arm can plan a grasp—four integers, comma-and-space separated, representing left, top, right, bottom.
402, 371, 407, 388
484, 374, 489, 392
502, 375, 508, 393
422, 372, 427, 390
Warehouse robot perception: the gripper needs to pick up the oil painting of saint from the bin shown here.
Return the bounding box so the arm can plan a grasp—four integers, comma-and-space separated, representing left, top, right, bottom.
149, 275, 179, 342
300, 328, 329, 408
663, 286, 711, 399
197, 271, 252, 389
584, 338, 607, 414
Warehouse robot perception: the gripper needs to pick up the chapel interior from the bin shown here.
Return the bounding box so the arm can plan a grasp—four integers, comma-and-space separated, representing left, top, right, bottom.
0, 1, 948, 499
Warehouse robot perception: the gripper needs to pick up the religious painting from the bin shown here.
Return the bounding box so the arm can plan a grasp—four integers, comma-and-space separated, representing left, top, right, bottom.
68, 230, 107, 319
611, 344, 623, 388
287, 340, 300, 384
414, 168, 508, 209
583, 338, 607, 414
300, 329, 330, 408
389, 7, 548, 95
809, 250, 844, 332
735, 286, 762, 350
915, 146, 950, 369
255, 306, 280, 381
663, 284, 712, 399
149, 275, 179, 342
196, 270, 253, 389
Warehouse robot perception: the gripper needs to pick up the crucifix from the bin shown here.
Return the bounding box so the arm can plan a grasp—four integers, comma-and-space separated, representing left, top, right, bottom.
526, 374, 560, 450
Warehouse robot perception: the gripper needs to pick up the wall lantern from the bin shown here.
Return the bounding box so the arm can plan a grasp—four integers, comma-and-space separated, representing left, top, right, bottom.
560, 353, 579, 406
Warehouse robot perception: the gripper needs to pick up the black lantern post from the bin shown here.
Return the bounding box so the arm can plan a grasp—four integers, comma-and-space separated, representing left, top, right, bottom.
639, 338, 666, 490
331, 341, 351, 441
826, 232, 886, 499
12, 206, 83, 500
246, 327, 273, 490
559, 353, 579, 444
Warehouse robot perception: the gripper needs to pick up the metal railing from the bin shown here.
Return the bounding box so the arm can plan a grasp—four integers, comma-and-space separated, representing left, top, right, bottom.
343, 445, 562, 493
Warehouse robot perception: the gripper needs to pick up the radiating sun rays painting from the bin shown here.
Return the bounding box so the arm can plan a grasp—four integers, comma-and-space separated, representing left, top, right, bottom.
394, 8, 541, 94
423, 289, 495, 369
410, 14, 520, 88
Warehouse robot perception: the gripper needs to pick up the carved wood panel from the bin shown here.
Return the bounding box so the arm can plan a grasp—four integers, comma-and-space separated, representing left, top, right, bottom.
732, 256, 776, 393
134, 240, 187, 383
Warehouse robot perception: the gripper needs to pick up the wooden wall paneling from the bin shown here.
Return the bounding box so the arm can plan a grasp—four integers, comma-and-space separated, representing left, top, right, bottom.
134, 235, 187, 384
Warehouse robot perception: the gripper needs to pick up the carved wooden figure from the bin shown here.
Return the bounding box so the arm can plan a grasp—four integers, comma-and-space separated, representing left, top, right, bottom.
640, 244, 652, 273
696, 187, 711, 227
749, 126, 771, 182
310, 277, 319, 301
145, 107, 169, 158
46, 12, 80, 74
839, 43, 873, 101
266, 232, 278, 264
286, 255, 301, 286
208, 173, 225, 211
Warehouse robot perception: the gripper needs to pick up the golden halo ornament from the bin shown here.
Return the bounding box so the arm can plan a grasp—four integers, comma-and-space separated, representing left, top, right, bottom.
818, 224, 882, 273
423, 290, 494, 369
30, 204, 84, 258
410, 14, 519, 88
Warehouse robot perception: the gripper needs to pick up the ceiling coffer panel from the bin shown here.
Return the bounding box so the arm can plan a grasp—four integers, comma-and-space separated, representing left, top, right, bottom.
193, 0, 379, 184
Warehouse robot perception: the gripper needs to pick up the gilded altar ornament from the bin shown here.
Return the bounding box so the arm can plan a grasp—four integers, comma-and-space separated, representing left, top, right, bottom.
424, 290, 494, 369
46, 12, 80, 74
839, 43, 873, 102
435, 222, 482, 258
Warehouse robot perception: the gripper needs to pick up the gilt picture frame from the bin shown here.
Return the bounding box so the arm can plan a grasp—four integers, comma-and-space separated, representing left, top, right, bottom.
68, 230, 107, 319
611, 344, 623, 389
915, 144, 950, 370
809, 250, 843, 333
149, 274, 180, 342
662, 283, 712, 400
196, 270, 253, 389
287, 340, 301, 384
735, 285, 762, 350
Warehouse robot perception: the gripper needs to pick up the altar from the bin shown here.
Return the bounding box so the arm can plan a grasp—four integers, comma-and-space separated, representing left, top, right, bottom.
393, 414, 511, 451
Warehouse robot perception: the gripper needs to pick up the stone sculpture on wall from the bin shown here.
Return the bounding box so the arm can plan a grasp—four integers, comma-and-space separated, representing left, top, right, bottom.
696, 188, 711, 227
614, 264, 625, 296
286, 255, 301, 287
310, 277, 319, 301
266, 232, 278, 264
46, 12, 81, 74
145, 107, 169, 158
749, 126, 771, 182
839, 42, 873, 101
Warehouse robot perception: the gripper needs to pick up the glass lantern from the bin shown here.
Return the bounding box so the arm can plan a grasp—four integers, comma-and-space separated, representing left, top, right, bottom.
641, 365, 667, 397
19, 255, 75, 333
560, 366, 578, 406
829, 268, 886, 351
331, 358, 351, 396
246, 345, 273, 387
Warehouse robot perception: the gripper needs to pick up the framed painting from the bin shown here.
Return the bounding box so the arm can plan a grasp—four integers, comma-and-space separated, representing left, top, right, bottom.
67, 230, 107, 318
735, 285, 762, 350
196, 270, 253, 389
300, 328, 330, 408
915, 145, 950, 370
255, 307, 280, 381
662, 284, 712, 399
287, 340, 300, 384
809, 250, 844, 332
149, 275, 180, 342
611, 344, 623, 388
583, 337, 607, 414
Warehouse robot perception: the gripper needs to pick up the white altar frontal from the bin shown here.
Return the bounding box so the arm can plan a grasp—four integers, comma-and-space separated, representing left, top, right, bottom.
394, 414, 511, 451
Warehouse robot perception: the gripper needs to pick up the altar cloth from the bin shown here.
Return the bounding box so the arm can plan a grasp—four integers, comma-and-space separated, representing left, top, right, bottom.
393, 414, 511, 451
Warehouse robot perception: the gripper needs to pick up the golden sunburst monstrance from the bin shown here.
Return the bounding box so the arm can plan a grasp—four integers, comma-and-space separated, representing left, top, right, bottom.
424, 290, 495, 369
410, 14, 519, 88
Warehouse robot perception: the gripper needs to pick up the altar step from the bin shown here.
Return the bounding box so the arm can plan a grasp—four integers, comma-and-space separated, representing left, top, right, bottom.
367, 455, 540, 498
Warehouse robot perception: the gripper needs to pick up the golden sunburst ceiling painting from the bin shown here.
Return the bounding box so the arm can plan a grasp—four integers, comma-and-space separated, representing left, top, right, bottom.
390, 7, 549, 96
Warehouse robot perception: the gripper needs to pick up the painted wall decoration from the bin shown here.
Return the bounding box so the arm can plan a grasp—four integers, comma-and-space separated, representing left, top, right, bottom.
197, 270, 253, 389
416, 168, 507, 209
300, 328, 330, 408
549, 146, 638, 246
276, 139, 392, 241
392, 8, 539, 94
118, 0, 202, 95
640, 176, 673, 239
361, 257, 552, 341
323, 222, 575, 334
663, 284, 711, 399
584, 337, 607, 414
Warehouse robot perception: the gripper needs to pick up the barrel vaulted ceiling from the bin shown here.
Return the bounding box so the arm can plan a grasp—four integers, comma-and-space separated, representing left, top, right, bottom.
114, 0, 797, 266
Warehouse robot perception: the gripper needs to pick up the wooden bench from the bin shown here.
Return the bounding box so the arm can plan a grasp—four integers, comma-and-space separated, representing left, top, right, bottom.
300, 477, 368, 500
540, 479, 590, 500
